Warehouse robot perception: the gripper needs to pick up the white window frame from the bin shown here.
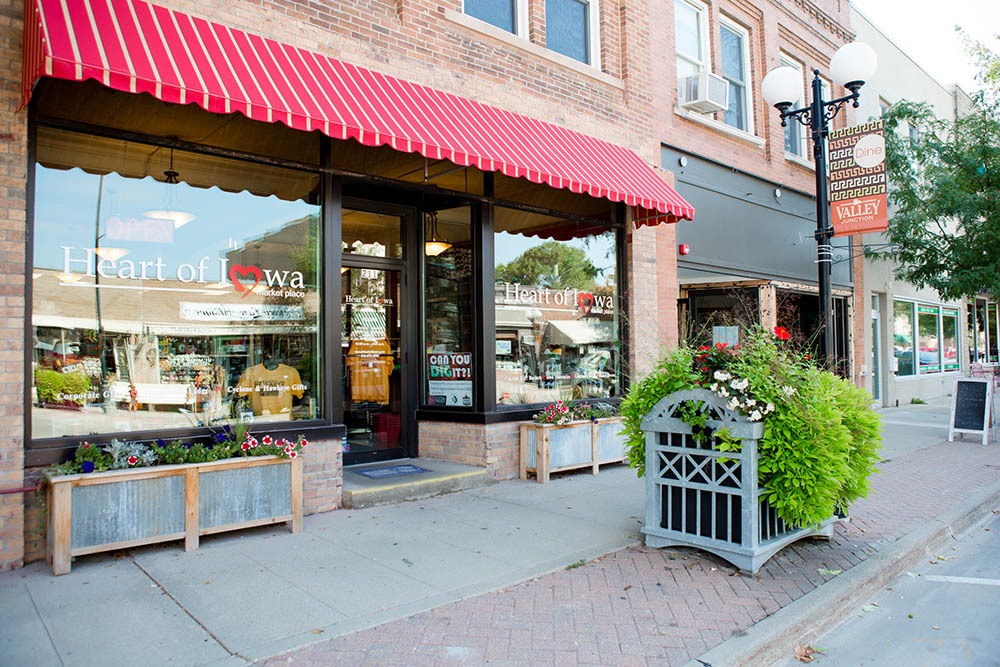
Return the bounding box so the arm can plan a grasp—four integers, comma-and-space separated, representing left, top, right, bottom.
718, 17, 753, 134
779, 53, 807, 159
675, 0, 708, 80
462, 0, 528, 39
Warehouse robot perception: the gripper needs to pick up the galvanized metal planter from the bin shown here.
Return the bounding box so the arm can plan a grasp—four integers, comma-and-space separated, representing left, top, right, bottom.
46, 456, 303, 575
640, 389, 832, 574
520, 417, 625, 482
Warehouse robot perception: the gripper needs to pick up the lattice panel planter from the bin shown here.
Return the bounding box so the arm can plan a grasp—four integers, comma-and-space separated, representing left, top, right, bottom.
520, 417, 625, 483
46, 456, 303, 575
640, 389, 832, 574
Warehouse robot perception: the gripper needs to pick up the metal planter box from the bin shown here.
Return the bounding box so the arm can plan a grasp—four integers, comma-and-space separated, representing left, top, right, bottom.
47, 456, 303, 575
640, 389, 832, 574
520, 417, 625, 483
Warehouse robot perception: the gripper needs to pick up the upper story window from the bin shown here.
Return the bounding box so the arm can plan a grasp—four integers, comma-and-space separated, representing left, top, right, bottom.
719, 19, 751, 132
780, 54, 806, 158
464, 0, 525, 36
546, 0, 600, 65
675, 0, 707, 80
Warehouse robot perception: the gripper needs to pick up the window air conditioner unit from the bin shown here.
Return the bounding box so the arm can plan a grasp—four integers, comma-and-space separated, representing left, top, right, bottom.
679, 72, 729, 114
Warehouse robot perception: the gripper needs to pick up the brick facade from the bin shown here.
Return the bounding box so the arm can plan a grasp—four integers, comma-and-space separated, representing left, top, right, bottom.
418, 421, 522, 480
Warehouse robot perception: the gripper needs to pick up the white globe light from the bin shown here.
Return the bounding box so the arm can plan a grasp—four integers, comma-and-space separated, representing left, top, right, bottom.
761, 66, 802, 108
829, 42, 877, 88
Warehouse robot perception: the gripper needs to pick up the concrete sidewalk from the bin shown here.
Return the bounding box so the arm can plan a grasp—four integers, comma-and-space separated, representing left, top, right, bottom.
2, 396, 998, 666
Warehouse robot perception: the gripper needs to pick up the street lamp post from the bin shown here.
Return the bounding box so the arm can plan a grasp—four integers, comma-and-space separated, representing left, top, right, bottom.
762, 43, 876, 369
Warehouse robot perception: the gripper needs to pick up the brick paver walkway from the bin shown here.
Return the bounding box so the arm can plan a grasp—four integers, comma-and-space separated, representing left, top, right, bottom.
259, 441, 1000, 666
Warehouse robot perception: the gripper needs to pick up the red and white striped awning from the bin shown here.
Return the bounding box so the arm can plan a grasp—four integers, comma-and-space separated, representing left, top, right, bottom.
21, 0, 695, 226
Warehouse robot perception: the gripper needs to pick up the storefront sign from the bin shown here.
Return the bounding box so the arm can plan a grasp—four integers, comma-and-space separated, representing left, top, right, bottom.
828, 120, 888, 237
496, 283, 615, 315
427, 352, 473, 407
60, 246, 306, 298
179, 303, 305, 321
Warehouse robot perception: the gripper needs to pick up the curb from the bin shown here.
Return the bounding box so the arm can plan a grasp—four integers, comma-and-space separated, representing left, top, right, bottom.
684, 479, 1000, 667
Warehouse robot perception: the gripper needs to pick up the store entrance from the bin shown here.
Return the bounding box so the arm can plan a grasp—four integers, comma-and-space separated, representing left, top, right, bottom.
341, 265, 407, 463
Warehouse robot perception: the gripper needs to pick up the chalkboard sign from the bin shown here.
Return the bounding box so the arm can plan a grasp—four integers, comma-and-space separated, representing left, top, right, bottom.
948, 379, 992, 446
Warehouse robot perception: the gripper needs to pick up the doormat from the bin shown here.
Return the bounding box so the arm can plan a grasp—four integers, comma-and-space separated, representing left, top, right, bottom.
354, 464, 431, 480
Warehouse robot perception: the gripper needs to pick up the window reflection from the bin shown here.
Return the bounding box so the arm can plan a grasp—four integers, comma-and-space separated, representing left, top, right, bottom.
31, 133, 322, 440
494, 210, 619, 406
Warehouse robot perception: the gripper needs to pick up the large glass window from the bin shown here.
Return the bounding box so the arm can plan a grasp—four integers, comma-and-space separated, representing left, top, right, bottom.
675, 0, 706, 80
720, 20, 751, 132
464, 0, 517, 33
942, 308, 959, 372
423, 208, 474, 408
917, 305, 941, 373
893, 300, 914, 377
989, 303, 999, 363
494, 210, 619, 406
31, 130, 322, 440
546, 0, 596, 65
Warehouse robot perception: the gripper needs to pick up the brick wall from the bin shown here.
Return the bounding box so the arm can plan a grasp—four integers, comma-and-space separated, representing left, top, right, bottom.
0, 0, 27, 571
302, 438, 343, 515
418, 421, 521, 480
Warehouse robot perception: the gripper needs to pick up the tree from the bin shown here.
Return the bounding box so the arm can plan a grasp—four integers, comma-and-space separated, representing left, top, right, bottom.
495, 241, 600, 289
875, 96, 1000, 301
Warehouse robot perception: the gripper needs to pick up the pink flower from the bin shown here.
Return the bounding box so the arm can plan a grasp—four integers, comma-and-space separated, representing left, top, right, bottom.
127, 455, 138, 466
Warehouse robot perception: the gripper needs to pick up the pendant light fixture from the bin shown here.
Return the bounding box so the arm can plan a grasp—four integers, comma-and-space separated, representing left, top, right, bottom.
424, 211, 452, 256
145, 148, 196, 228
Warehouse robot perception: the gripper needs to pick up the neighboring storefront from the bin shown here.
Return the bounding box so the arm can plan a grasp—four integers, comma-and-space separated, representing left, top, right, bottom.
968, 297, 999, 366
663, 147, 856, 371
12, 0, 695, 555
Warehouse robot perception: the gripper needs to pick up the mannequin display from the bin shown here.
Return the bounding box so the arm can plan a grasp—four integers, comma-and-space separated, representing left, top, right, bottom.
236, 356, 304, 416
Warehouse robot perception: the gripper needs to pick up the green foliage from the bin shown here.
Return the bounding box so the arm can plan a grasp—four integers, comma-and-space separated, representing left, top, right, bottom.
619, 346, 699, 477
34, 369, 90, 406
874, 98, 1000, 300
532, 400, 617, 424
622, 329, 882, 528
495, 241, 600, 289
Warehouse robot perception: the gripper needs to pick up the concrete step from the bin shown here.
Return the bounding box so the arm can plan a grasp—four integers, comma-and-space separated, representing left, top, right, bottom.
342, 458, 493, 509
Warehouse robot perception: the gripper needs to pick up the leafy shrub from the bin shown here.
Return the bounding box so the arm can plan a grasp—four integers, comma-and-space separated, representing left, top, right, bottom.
621, 328, 881, 528
34, 369, 90, 407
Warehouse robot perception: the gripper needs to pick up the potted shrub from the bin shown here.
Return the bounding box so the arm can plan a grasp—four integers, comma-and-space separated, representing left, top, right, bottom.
519, 400, 624, 482
45, 423, 307, 575
619, 328, 881, 573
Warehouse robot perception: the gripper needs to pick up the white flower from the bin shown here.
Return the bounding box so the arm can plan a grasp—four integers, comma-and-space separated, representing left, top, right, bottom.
749, 410, 762, 421
726, 397, 740, 411
710, 383, 719, 392
718, 387, 729, 397
746, 398, 756, 406
766, 403, 775, 413
782, 385, 796, 396
730, 378, 749, 391
713, 370, 731, 382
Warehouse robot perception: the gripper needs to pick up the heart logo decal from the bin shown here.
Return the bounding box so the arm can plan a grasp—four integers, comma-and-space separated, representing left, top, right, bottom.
229, 264, 263, 298
577, 292, 594, 315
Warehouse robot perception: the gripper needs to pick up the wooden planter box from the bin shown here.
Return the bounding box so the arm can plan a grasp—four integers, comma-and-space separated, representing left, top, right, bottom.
520, 417, 625, 483
640, 389, 832, 574
47, 455, 303, 575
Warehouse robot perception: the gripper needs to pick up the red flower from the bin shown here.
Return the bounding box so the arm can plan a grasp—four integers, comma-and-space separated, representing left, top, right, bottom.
262, 435, 273, 446
715, 342, 728, 349
299, 438, 309, 448
698, 345, 710, 351
127, 455, 138, 466
82, 443, 90, 449
241, 441, 251, 451
773, 326, 791, 341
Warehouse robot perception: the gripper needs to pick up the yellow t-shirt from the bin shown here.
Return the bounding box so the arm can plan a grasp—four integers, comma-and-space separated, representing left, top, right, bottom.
236, 363, 304, 416
347, 339, 393, 404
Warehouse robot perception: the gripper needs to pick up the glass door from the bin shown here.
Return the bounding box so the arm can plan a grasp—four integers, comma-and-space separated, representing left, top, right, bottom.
341, 266, 405, 463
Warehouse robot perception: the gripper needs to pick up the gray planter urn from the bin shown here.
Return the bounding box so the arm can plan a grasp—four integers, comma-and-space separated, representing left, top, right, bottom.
640, 388, 833, 574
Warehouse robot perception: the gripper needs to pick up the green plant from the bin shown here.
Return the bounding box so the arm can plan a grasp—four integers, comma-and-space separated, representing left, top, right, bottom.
532, 400, 617, 424
34, 369, 90, 407
622, 328, 882, 528
910, 397, 927, 404
47, 429, 309, 476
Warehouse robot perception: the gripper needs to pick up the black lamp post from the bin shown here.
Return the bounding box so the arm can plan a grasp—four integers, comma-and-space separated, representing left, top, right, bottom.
762, 43, 876, 368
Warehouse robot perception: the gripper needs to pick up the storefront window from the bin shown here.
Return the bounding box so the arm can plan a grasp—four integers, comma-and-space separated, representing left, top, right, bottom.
917, 305, 941, 373
31, 133, 322, 440
989, 303, 999, 363
494, 210, 619, 406
942, 308, 959, 372
893, 300, 914, 377
422, 208, 474, 407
